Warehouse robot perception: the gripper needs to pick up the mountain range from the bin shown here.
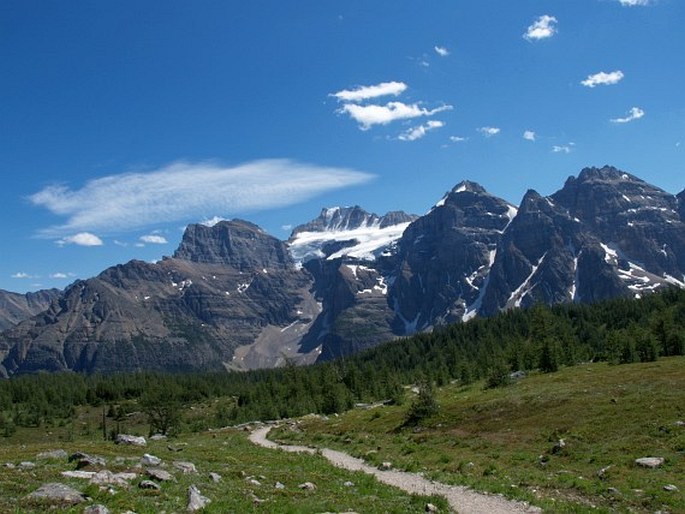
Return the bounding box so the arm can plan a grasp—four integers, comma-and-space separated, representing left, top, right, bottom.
1, 165, 683, 376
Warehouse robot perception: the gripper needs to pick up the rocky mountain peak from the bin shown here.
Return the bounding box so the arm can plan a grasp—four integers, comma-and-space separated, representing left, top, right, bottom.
677, 189, 685, 221
291, 206, 416, 236
174, 219, 293, 270
451, 180, 487, 195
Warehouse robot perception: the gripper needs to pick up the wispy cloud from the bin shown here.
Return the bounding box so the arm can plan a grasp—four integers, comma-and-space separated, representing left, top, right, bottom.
523, 130, 536, 141
478, 126, 501, 137
610, 106, 645, 123
449, 136, 468, 143
581, 70, 624, 88
50, 272, 75, 279
618, 0, 651, 6
398, 120, 445, 141
11, 272, 35, 279
139, 234, 168, 245
30, 160, 374, 237
57, 233, 104, 246
524, 15, 558, 41
434, 46, 450, 57
552, 143, 575, 154
340, 102, 452, 130
331, 81, 407, 102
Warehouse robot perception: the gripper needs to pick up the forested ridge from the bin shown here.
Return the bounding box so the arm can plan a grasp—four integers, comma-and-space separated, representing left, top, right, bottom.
1, 288, 683, 435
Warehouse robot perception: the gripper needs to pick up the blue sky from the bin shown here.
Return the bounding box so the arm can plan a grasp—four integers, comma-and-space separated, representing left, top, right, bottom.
1, 0, 683, 293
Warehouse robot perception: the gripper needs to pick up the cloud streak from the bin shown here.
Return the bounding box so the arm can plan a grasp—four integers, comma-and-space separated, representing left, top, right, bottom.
434, 46, 449, 57
524, 15, 558, 41
398, 120, 445, 141
30, 159, 374, 237
610, 106, 645, 123
140, 234, 168, 244
340, 102, 452, 130
581, 70, 624, 88
57, 233, 104, 246
332, 81, 407, 102
478, 126, 501, 137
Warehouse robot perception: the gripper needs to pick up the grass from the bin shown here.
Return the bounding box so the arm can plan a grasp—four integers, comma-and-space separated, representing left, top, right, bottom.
0, 425, 448, 513
271, 357, 685, 513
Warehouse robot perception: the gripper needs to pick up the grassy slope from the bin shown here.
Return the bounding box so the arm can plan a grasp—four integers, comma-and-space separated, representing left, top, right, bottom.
272, 357, 685, 513
0, 425, 447, 513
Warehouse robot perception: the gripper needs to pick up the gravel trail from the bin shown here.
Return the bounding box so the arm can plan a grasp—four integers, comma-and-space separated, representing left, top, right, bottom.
249, 426, 541, 514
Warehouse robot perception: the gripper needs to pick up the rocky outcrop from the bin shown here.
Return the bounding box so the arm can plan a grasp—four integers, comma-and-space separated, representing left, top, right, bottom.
0, 288, 60, 332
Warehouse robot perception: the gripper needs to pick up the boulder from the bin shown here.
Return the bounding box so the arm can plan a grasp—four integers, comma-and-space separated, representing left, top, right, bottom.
209, 472, 222, 483
69, 452, 107, 469
145, 467, 175, 482
115, 434, 147, 446
635, 457, 665, 468
173, 461, 197, 474
141, 454, 162, 467
139, 480, 161, 491
26, 483, 87, 505
36, 449, 68, 460
187, 485, 211, 512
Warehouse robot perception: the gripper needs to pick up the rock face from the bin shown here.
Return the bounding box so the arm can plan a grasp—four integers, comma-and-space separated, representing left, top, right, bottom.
0, 288, 60, 332
0, 166, 683, 373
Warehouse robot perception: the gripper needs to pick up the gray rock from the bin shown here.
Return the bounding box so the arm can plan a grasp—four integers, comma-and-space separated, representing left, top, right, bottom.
84, 505, 110, 514
274, 481, 285, 489
379, 461, 393, 471
4, 462, 15, 469
298, 481, 316, 490
69, 452, 107, 469
62, 471, 96, 479
149, 434, 167, 441
425, 503, 439, 512
173, 461, 197, 474
115, 434, 147, 446
145, 467, 175, 482
248, 478, 261, 486
26, 483, 87, 504
167, 443, 187, 452
209, 472, 222, 483
187, 484, 210, 512
141, 453, 162, 467
663, 484, 679, 492
597, 465, 612, 479
90, 470, 137, 487
139, 480, 161, 490
635, 457, 665, 468
36, 449, 68, 460
19, 461, 36, 468
551, 439, 566, 454
343, 481, 354, 487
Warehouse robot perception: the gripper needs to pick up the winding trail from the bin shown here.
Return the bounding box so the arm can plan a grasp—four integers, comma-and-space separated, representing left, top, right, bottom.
249, 426, 541, 514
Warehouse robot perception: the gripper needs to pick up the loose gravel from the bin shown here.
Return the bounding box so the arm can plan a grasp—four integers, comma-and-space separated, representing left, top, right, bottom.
249, 426, 541, 514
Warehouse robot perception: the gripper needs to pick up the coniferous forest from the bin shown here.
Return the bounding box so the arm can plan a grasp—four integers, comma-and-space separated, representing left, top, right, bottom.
1, 288, 683, 436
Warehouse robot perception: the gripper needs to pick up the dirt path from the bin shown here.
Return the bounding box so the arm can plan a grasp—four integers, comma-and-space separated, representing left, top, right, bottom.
249, 426, 541, 514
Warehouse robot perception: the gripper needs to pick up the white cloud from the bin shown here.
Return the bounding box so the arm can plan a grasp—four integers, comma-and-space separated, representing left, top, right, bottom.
200, 216, 228, 227
552, 143, 575, 154
478, 126, 501, 137
57, 232, 104, 246
524, 15, 558, 41
332, 81, 407, 103
12, 272, 35, 279
139, 234, 168, 244
434, 46, 450, 57
581, 70, 624, 88
618, 0, 651, 6
30, 159, 374, 237
281, 224, 293, 232
449, 136, 468, 143
398, 120, 445, 142
611, 106, 645, 123
340, 102, 452, 130
50, 272, 69, 279
523, 130, 536, 141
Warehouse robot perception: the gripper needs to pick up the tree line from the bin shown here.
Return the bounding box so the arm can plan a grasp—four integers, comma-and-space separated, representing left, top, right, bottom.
1, 287, 683, 436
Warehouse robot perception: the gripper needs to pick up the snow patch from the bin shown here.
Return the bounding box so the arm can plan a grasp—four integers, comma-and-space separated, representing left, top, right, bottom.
508, 252, 547, 308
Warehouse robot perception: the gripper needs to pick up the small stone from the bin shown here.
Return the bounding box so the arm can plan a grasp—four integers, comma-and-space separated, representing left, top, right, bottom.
343, 481, 354, 487
69, 452, 107, 469
607, 487, 620, 495
173, 461, 197, 474
4, 462, 15, 469
635, 457, 665, 468
139, 480, 161, 490
19, 461, 36, 468
61, 470, 96, 480
36, 449, 68, 460
150, 434, 167, 441
187, 484, 211, 512
551, 439, 566, 454
209, 472, 222, 483
26, 483, 87, 505
115, 434, 147, 446
663, 484, 679, 492
90, 470, 136, 487
248, 478, 261, 486
250, 493, 265, 504
145, 468, 175, 482
298, 481, 317, 490
141, 454, 162, 467
597, 465, 612, 479
425, 503, 439, 512
379, 461, 393, 471
84, 505, 110, 514
167, 443, 187, 452
274, 481, 285, 489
